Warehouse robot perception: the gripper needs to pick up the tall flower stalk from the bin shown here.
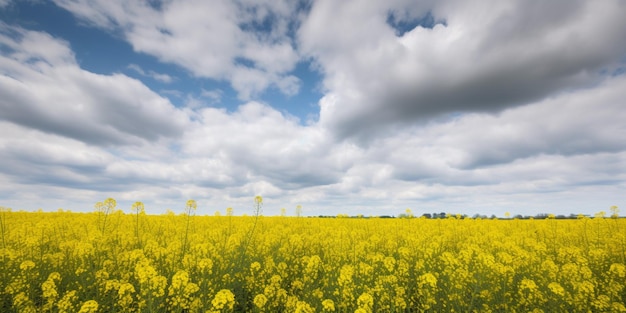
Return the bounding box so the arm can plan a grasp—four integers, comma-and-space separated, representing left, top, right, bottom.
131, 202, 144, 248
233, 196, 263, 311
181, 199, 197, 260
242, 196, 263, 256
0, 206, 7, 250
95, 198, 116, 235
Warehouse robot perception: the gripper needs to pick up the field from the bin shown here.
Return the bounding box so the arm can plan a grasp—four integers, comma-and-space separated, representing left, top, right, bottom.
1, 200, 625, 312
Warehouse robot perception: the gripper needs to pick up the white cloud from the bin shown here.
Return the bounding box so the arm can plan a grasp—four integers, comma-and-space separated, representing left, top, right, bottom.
0, 24, 188, 146
52, 0, 302, 99
127, 63, 174, 83
182, 102, 345, 189
200, 89, 223, 104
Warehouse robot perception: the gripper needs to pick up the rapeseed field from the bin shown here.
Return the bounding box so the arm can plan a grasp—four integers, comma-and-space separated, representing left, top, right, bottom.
1, 199, 624, 312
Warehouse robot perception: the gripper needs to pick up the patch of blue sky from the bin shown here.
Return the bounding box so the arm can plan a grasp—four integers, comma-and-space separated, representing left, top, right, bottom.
2, 1, 125, 74
386, 10, 447, 36
599, 58, 626, 78
238, 9, 274, 34
610, 58, 626, 77
257, 60, 323, 123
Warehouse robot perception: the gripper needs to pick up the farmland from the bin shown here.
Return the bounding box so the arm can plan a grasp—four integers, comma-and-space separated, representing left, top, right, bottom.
1, 200, 625, 312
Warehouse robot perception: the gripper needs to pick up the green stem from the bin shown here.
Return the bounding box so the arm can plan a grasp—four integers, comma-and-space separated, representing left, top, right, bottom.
0, 207, 6, 250
182, 212, 191, 261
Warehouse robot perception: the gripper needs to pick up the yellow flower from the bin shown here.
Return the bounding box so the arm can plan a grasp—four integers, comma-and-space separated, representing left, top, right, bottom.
383, 256, 396, 272
251, 261, 262, 272
78, 300, 99, 313
548, 282, 565, 297
42, 272, 61, 301
186, 199, 197, 214
253, 294, 267, 308
338, 265, 354, 286
19, 260, 35, 271
612, 302, 626, 312
322, 299, 335, 312
609, 263, 626, 278
198, 258, 214, 273
291, 280, 304, 292
294, 300, 315, 313
12, 292, 36, 313
357, 292, 374, 312
519, 278, 538, 291
418, 273, 438, 288
168, 270, 199, 310
118, 282, 136, 308
211, 289, 235, 310
57, 290, 78, 313
592, 295, 611, 311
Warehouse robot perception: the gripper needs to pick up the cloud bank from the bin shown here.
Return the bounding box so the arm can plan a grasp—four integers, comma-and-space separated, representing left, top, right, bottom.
0, 0, 625, 216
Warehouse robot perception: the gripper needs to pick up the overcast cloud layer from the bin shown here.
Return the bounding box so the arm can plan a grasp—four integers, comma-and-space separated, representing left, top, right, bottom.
1, 0, 625, 217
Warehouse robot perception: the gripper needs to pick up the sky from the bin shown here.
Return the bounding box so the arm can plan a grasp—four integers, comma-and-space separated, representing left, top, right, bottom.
1, 0, 625, 217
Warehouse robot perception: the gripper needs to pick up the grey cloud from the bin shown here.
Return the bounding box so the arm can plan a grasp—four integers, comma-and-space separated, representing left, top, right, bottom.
450, 77, 626, 168
74, 72, 186, 140
0, 123, 237, 193
356, 76, 626, 193
0, 124, 120, 191
301, 0, 626, 140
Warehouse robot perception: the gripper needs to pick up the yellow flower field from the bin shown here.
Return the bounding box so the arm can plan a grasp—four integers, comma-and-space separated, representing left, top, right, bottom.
1, 201, 625, 312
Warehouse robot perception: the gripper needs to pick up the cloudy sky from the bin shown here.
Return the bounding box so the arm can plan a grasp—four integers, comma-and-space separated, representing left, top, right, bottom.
1, 0, 625, 217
